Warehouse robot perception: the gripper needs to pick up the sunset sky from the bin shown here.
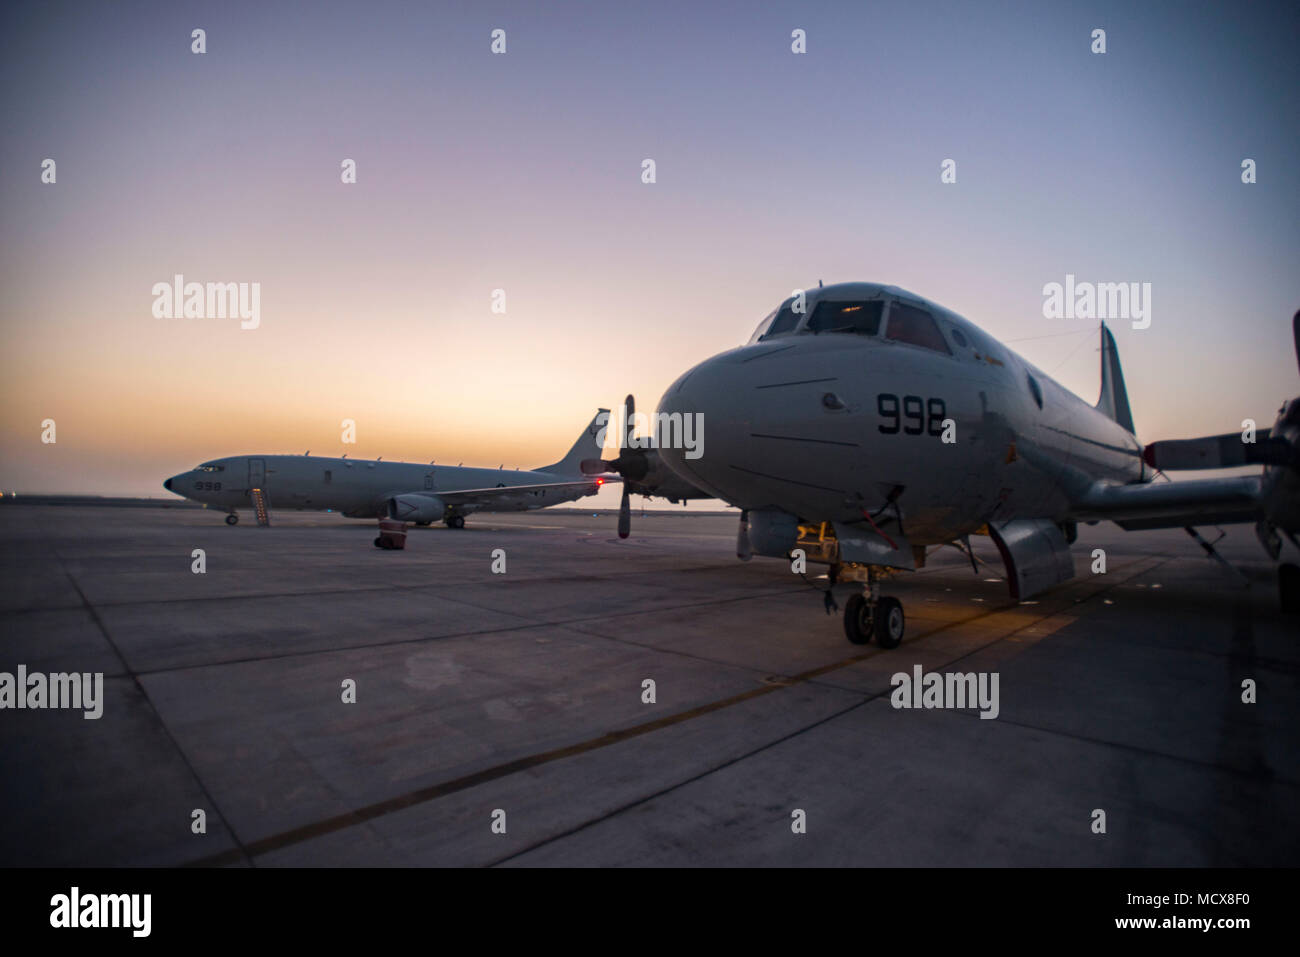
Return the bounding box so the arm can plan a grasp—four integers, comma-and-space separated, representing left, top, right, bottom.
2, 0, 1296, 506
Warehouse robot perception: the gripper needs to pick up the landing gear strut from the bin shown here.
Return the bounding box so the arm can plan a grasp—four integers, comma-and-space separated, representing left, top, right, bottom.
225, 513, 239, 526
840, 571, 905, 648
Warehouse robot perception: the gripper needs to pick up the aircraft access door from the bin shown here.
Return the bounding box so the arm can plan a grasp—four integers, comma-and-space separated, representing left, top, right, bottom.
248, 458, 266, 488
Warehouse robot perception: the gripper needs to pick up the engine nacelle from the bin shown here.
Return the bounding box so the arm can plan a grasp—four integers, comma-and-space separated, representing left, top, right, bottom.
388, 493, 445, 523
988, 519, 1075, 600
747, 508, 800, 558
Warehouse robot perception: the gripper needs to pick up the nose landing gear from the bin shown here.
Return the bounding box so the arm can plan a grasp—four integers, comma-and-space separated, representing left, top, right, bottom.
225, 513, 239, 525
839, 569, 905, 648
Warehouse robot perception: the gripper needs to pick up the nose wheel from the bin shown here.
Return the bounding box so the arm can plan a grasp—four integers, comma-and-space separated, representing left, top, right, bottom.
225, 513, 239, 525
843, 592, 904, 648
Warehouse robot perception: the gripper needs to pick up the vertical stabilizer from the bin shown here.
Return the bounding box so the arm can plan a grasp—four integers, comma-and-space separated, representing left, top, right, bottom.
1095, 323, 1136, 435
536, 409, 610, 476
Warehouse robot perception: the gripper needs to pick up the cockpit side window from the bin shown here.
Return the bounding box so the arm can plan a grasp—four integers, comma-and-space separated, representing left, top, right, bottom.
805, 300, 883, 336
885, 303, 951, 354
765, 305, 802, 338
964, 327, 1007, 366
196, 463, 225, 472
748, 309, 778, 344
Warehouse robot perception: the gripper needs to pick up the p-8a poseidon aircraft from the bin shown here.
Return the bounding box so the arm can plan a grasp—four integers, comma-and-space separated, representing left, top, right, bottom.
594, 283, 1297, 647
164, 410, 611, 534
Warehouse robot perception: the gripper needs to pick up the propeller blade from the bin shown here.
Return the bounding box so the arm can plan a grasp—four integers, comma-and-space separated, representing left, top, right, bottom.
1293, 310, 1299, 378
736, 510, 752, 561
623, 394, 636, 451
618, 485, 631, 539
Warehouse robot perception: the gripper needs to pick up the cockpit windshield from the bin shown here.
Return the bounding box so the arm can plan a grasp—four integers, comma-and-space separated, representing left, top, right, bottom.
805, 300, 884, 336
885, 302, 951, 354
196, 463, 224, 472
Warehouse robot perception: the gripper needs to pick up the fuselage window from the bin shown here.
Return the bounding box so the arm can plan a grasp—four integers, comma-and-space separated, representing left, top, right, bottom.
885, 303, 952, 354
950, 327, 969, 348
806, 300, 883, 336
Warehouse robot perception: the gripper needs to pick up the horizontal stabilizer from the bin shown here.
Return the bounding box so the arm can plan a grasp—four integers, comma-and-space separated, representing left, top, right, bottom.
1142, 431, 1291, 470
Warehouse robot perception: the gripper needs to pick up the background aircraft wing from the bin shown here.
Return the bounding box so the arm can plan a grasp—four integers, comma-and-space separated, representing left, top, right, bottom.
429, 479, 610, 509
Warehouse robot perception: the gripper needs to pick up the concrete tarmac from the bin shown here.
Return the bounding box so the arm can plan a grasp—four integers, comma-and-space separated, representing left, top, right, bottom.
1, 504, 1296, 866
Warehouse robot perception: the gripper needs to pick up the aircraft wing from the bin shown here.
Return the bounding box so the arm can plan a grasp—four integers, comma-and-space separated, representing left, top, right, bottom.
1068, 475, 1263, 530
425, 479, 610, 509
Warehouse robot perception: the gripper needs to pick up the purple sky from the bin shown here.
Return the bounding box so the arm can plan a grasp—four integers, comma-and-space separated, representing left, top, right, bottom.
2, 0, 1297, 500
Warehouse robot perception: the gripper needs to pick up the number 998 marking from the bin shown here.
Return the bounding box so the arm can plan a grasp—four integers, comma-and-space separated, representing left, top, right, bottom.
877, 393, 946, 437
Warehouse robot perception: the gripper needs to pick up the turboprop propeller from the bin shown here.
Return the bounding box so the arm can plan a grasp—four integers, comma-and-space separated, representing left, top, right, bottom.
580, 395, 644, 538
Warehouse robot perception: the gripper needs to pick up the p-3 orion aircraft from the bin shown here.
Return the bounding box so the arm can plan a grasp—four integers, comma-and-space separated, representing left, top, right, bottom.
587, 284, 1299, 647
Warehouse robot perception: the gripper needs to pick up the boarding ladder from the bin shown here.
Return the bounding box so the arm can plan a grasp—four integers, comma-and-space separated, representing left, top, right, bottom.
250, 488, 271, 526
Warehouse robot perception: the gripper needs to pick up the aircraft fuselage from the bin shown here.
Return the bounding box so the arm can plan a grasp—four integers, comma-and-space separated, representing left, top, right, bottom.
656, 284, 1145, 544
165, 455, 591, 518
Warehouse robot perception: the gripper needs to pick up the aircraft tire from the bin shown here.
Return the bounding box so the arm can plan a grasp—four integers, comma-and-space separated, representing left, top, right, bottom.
225, 514, 239, 526
1281, 563, 1300, 614
843, 594, 874, 645
447, 516, 465, 529
875, 597, 905, 648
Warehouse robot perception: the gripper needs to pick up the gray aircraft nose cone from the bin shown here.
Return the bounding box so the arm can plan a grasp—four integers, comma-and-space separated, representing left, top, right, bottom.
656, 355, 740, 498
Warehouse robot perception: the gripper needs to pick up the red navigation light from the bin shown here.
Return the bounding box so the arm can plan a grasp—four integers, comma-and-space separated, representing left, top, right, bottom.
596, 477, 605, 485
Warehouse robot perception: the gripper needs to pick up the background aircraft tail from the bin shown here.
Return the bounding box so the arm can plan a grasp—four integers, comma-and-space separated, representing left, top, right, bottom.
537, 409, 610, 476
1095, 322, 1136, 435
